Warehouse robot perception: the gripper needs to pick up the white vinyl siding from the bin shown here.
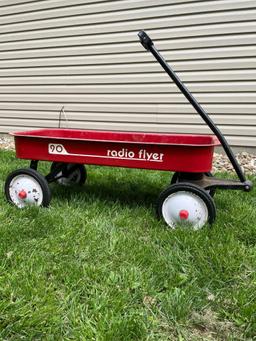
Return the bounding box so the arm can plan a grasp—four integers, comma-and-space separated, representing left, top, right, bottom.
0, 0, 255, 147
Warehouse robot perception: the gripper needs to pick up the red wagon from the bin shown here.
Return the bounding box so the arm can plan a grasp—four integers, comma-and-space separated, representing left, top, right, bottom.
5, 31, 252, 229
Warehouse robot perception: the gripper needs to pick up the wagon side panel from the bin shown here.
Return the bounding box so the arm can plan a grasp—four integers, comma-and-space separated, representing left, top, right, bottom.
14, 136, 215, 172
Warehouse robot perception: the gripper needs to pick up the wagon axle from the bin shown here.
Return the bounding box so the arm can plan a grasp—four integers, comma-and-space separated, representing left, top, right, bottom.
179, 210, 189, 220
18, 190, 27, 200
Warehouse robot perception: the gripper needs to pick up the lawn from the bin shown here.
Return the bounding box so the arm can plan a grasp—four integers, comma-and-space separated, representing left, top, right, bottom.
0, 150, 255, 340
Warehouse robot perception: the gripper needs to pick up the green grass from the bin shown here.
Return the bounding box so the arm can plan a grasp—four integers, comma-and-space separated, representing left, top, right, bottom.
0, 150, 255, 340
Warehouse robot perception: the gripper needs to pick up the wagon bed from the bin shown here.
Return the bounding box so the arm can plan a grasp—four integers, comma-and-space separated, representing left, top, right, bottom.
12, 129, 220, 173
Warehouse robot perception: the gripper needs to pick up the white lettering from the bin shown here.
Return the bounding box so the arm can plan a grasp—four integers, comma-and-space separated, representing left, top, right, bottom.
106, 148, 164, 162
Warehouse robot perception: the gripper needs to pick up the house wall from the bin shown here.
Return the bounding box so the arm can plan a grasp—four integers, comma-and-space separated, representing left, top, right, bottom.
0, 0, 256, 147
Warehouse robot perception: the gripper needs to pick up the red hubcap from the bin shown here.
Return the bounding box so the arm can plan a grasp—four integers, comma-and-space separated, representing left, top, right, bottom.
18, 190, 27, 199
179, 209, 189, 220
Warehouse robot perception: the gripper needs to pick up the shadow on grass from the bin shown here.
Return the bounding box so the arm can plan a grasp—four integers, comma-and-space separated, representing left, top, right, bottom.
49, 168, 254, 211
50, 175, 165, 210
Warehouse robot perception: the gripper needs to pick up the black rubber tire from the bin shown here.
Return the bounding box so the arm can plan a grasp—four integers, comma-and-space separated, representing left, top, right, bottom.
5, 168, 51, 207
50, 162, 86, 186
156, 182, 216, 228
171, 172, 216, 197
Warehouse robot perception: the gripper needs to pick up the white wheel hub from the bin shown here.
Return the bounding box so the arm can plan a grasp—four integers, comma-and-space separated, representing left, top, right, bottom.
8, 174, 43, 208
162, 191, 208, 229
56, 165, 81, 186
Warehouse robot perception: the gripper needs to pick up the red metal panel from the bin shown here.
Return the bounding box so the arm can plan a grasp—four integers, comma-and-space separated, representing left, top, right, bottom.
13, 129, 220, 173
12, 129, 219, 146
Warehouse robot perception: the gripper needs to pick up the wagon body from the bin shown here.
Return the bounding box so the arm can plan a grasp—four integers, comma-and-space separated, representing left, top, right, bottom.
12, 128, 220, 173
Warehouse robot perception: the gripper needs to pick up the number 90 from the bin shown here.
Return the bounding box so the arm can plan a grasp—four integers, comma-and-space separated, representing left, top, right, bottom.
48, 144, 64, 154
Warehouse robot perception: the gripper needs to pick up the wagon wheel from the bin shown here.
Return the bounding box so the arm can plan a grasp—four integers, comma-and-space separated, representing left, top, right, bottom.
50, 162, 86, 186
5, 168, 51, 208
171, 172, 216, 197
157, 183, 216, 230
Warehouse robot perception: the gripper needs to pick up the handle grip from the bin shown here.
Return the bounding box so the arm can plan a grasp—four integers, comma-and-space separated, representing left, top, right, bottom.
138, 30, 153, 50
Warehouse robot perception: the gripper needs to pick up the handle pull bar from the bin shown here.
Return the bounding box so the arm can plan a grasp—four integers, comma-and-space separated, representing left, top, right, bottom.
138, 30, 250, 187
138, 30, 153, 50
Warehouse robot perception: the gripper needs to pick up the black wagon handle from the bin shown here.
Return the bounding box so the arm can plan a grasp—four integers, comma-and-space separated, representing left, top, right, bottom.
138, 30, 154, 50
138, 30, 251, 189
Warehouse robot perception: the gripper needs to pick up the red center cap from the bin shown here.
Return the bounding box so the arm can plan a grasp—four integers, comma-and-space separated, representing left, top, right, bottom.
179, 209, 189, 220
18, 190, 27, 200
